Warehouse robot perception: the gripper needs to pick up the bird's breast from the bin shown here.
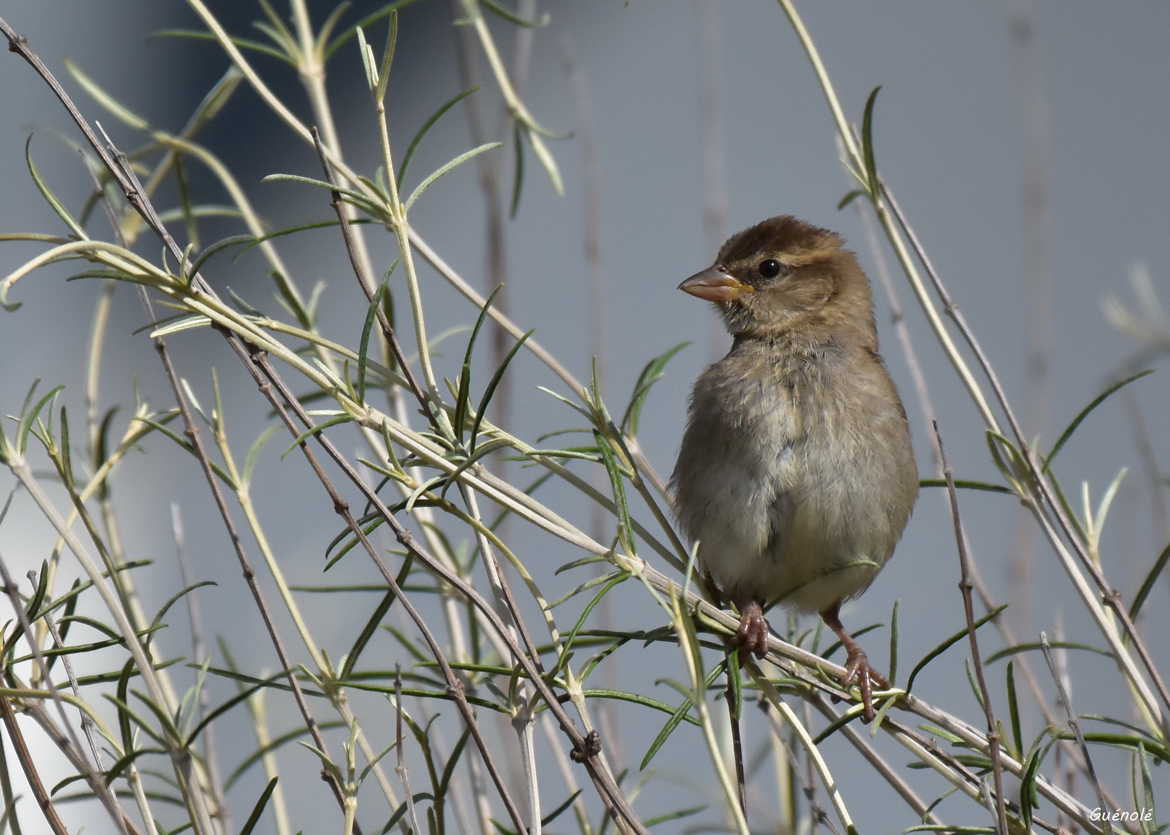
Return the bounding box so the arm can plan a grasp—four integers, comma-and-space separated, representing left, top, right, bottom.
671, 347, 917, 610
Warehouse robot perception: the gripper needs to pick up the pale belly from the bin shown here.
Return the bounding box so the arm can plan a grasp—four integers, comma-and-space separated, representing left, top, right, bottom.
672, 361, 907, 614
680, 435, 884, 612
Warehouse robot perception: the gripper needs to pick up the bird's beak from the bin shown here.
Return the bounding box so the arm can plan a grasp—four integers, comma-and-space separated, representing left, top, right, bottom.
678, 268, 754, 303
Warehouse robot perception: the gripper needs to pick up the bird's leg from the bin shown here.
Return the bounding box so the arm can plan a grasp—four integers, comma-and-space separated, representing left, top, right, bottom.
820, 601, 889, 722
733, 599, 770, 660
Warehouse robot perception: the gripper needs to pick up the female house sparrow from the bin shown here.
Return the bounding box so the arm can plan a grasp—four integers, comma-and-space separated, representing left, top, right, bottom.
671, 215, 918, 720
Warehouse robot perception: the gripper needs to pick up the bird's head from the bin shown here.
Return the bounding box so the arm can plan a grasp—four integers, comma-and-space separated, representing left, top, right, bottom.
679, 215, 874, 341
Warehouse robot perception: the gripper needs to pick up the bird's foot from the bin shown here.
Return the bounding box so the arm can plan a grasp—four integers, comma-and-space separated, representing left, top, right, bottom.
733, 601, 770, 660
842, 646, 889, 723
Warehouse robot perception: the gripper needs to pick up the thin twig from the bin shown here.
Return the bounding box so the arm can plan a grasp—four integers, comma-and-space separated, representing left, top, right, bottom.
0, 695, 69, 835
171, 506, 230, 832
769, 0, 1167, 728
246, 349, 647, 833
751, 669, 855, 834
0, 31, 642, 816
883, 184, 1170, 729
4, 9, 1152, 831
36, 607, 107, 772
722, 664, 747, 818
450, 0, 513, 448
859, 202, 1128, 791
246, 348, 530, 834
459, 484, 543, 833
1040, 634, 1113, 829
392, 669, 423, 835
933, 422, 1009, 834
147, 315, 347, 829
669, 597, 748, 833
0, 557, 134, 834
807, 693, 941, 826
310, 126, 436, 429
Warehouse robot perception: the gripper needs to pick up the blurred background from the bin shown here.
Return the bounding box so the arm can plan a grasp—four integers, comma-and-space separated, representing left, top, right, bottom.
2, 0, 1168, 831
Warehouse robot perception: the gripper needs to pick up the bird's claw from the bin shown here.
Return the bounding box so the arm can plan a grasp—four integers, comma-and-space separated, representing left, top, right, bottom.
842, 647, 889, 723
733, 602, 770, 660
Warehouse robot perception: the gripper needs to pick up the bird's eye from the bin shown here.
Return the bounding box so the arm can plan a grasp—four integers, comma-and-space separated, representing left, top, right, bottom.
757, 259, 782, 279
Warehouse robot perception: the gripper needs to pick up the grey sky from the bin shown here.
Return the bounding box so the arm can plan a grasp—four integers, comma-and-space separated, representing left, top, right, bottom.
2, 1, 1167, 830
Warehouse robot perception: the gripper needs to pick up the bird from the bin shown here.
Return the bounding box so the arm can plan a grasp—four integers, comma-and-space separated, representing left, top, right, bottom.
670, 215, 918, 721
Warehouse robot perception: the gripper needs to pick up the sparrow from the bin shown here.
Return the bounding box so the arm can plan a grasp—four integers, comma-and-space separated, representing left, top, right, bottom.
670, 215, 918, 721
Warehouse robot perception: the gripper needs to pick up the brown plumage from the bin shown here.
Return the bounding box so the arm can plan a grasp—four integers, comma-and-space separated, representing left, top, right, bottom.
670, 215, 918, 721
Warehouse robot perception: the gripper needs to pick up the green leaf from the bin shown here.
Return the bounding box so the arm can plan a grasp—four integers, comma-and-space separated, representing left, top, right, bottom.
1044, 369, 1154, 469
837, 189, 865, 210
116, 659, 137, 756
644, 805, 706, 828
595, 431, 634, 554
404, 142, 502, 212
539, 789, 583, 827
26, 560, 49, 621
357, 282, 388, 404
397, 89, 481, 186
339, 557, 412, 682
18, 383, 65, 456
186, 66, 244, 132
224, 721, 347, 790
241, 219, 372, 254
454, 285, 502, 442
439, 438, 512, 499
148, 315, 211, 339
1081, 713, 1162, 741
582, 688, 701, 719
888, 598, 899, 685
1006, 661, 1022, 759
1132, 742, 1157, 829
812, 708, 859, 745
130, 687, 183, 742
323, 0, 424, 60
553, 572, 629, 675
261, 173, 381, 214
242, 425, 281, 490
98, 747, 166, 790
185, 672, 287, 746
151, 29, 295, 65
481, 0, 548, 27
374, 11, 399, 103
984, 639, 1110, 665
64, 59, 149, 130
469, 329, 533, 453
57, 406, 74, 487
509, 121, 525, 217
382, 793, 435, 833
861, 85, 882, 199
149, 581, 217, 638
905, 603, 1008, 694
280, 415, 353, 459
255, 0, 296, 52
436, 727, 471, 802
918, 478, 1011, 495
639, 661, 722, 769
355, 26, 378, 92
238, 777, 279, 835
621, 342, 690, 436
25, 137, 85, 239
1053, 732, 1170, 764
313, 2, 352, 56
1131, 540, 1170, 621
188, 234, 254, 278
